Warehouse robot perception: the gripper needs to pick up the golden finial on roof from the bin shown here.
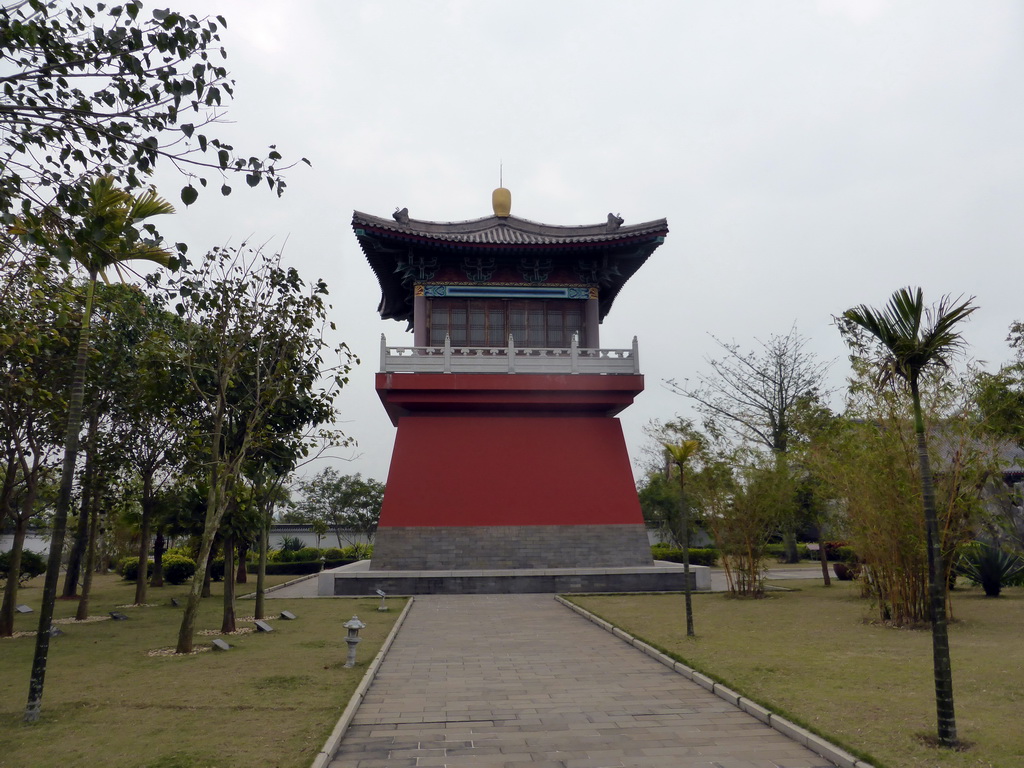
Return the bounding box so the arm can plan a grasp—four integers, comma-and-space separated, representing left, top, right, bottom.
492, 162, 511, 217
492, 186, 511, 217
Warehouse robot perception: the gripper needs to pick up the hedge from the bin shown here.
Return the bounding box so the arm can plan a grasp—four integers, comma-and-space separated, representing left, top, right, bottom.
651, 546, 718, 567
163, 554, 196, 585
764, 542, 813, 561
0, 549, 47, 585
119, 557, 154, 581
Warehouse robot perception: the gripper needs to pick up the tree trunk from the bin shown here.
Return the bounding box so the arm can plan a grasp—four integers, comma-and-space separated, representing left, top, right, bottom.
0, 512, 30, 637
150, 529, 165, 588
255, 521, 268, 620
61, 497, 89, 598
201, 544, 215, 598
680, 498, 695, 637
176, 469, 229, 654
25, 269, 97, 723
0, 450, 17, 535
912, 381, 957, 748
782, 530, 800, 564
61, 407, 99, 599
75, 494, 100, 621
221, 532, 236, 634
236, 540, 248, 584
134, 472, 155, 605
175, 523, 218, 653
818, 527, 831, 587
673, 467, 695, 637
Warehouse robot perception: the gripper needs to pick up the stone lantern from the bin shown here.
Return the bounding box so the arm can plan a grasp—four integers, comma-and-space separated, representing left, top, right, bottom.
343, 615, 366, 668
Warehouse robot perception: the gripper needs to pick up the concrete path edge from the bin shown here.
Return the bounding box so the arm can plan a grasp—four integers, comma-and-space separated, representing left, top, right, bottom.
554, 595, 876, 768
308, 596, 416, 768
238, 571, 319, 600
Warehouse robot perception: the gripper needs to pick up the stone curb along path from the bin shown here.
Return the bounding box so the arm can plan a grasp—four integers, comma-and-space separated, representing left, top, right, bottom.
309, 597, 416, 768
554, 596, 875, 768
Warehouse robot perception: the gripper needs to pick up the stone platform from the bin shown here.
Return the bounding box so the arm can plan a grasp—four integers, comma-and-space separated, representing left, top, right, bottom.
317, 559, 711, 596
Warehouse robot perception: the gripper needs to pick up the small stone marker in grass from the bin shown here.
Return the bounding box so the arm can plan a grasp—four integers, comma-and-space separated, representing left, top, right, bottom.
48, 626, 63, 637
254, 620, 274, 632
15, 604, 32, 613
212, 638, 231, 651
170, 598, 180, 607
109, 612, 129, 621
280, 611, 296, 620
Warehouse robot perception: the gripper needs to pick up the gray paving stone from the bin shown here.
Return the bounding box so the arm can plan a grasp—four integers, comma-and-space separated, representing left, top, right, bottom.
325, 593, 837, 767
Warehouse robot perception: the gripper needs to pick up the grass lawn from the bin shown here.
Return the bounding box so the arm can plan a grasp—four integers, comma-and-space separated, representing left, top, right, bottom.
0, 572, 405, 768
570, 579, 1024, 768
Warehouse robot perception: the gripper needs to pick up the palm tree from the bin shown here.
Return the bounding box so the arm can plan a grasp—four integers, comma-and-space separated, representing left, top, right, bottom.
842, 286, 975, 748
663, 439, 701, 637
24, 177, 174, 723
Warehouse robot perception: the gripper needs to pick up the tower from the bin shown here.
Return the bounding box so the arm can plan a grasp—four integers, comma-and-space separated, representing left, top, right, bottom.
341, 190, 686, 594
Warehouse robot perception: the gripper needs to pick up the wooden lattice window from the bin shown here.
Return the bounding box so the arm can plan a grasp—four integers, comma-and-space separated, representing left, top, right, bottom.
428, 298, 585, 348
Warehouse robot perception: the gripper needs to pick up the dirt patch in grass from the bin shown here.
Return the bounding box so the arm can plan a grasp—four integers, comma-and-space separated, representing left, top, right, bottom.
0, 572, 405, 768
571, 580, 1024, 768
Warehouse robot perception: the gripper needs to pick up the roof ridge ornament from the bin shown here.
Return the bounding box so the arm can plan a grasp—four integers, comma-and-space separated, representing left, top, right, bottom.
606, 213, 623, 232
492, 186, 511, 218
393, 207, 409, 224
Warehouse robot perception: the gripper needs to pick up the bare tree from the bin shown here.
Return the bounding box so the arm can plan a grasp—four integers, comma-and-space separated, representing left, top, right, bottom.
667, 326, 831, 561
667, 326, 830, 454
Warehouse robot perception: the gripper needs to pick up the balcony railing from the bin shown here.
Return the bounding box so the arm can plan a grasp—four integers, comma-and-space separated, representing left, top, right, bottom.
379, 334, 641, 375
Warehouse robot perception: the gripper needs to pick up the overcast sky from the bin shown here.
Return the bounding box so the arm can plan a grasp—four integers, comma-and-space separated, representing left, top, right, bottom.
152, 0, 1024, 484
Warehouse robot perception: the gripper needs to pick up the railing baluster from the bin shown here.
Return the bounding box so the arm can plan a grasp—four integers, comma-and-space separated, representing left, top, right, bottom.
379, 338, 640, 375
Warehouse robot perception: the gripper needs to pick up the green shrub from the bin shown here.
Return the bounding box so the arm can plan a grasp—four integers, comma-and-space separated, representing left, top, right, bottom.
0, 549, 47, 585
163, 554, 196, 585
278, 536, 303, 552
956, 542, 1024, 597
822, 541, 850, 561
119, 556, 154, 581
341, 543, 372, 560
295, 547, 321, 562
834, 546, 858, 564
322, 547, 345, 561
764, 542, 814, 562
209, 557, 225, 581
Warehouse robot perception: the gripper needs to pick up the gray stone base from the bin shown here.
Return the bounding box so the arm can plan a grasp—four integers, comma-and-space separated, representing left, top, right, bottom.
319, 560, 711, 596
370, 524, 652, 570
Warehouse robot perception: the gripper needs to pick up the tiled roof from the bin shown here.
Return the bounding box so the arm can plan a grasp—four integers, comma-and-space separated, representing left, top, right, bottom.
352, 211, 668, 248
351, 209, 669, 325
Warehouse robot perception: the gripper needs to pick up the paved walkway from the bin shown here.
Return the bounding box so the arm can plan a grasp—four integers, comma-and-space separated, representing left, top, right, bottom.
327, 594, 834, 768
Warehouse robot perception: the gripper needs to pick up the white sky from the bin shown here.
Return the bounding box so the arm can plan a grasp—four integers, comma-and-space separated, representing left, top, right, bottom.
152, 0, 1024, 484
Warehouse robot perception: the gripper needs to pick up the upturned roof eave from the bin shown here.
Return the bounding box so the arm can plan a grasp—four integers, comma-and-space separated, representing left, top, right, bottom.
352, 210, 668, 246
351, 209, 668, 326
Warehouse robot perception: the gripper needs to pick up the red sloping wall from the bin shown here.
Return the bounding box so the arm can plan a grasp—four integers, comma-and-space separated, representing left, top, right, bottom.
379, 414, 643, 527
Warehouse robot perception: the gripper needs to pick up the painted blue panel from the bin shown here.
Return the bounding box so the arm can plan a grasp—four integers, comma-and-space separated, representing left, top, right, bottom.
423, 284, 589, 300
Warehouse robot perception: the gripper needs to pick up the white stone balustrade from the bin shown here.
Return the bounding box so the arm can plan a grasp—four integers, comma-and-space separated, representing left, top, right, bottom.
379, 334, 641, 375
